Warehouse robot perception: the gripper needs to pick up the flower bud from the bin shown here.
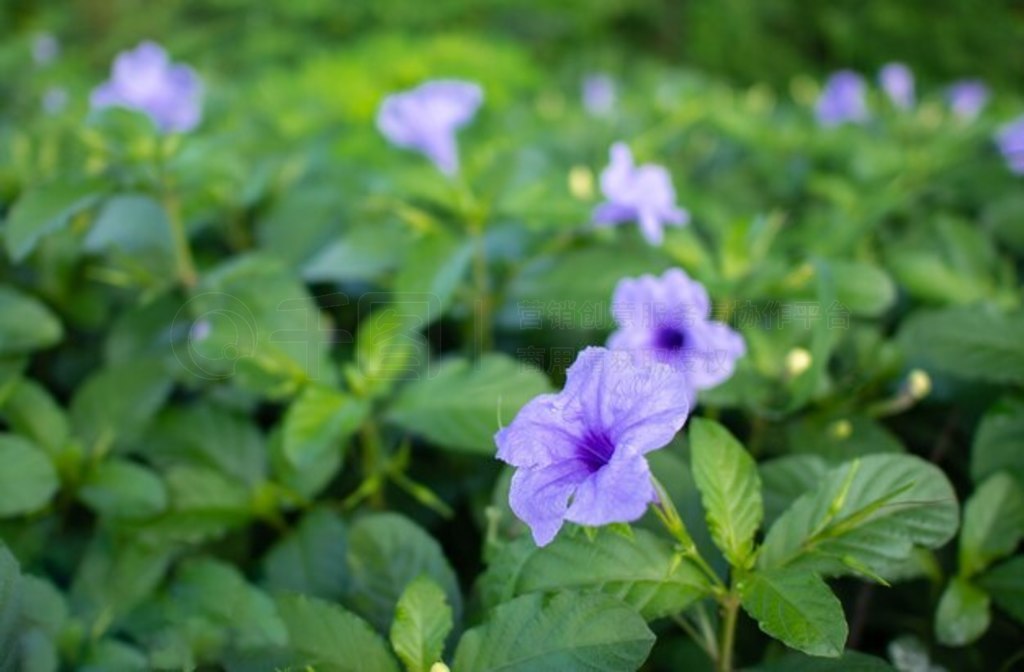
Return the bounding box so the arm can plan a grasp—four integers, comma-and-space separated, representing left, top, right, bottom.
785, 347, 813, 377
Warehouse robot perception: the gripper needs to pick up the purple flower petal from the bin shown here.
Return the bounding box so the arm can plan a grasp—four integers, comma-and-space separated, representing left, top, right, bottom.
509, 459, 591, 546
996, 115, 1024, 175
496, 346, 691, 546
608, 268, 745, 393
377, 79, 483, 176
593, 143, 688, 246
879, 63, 915, 109
565, 451, 655, 527
947, 80, 989, 120
582, 74, 616, 117
91, 41, 202, 133
816, 70, 868, 126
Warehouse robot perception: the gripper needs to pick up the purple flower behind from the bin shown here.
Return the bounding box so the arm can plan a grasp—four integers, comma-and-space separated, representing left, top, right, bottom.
593, 143, 689, 246
91, 41, 202, 133
608, 268, 745, 392
32, 33, 59, 66
996, 116, 1024, 175
879, 63, 914, 109
495, 347, 690, 546
815, 70, 869, 126
947, 80, 989, 120
377, 80, 483, 177
582, 73, 616, 117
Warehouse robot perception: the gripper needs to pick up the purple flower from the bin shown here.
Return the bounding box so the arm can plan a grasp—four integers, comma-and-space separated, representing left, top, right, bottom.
947, 80, 989, 121
582, 74, 616, 117
377, 80, 483, 177
496, 347, 690, 546
996, 115, 1024, 175
32, 33, 59, 66
879, 63, 914, 109
91, 41, 201, 133
608, 268, 745, 391
593, 143, 689, 246
815, 70, 869, 126
42, 87, 68, 115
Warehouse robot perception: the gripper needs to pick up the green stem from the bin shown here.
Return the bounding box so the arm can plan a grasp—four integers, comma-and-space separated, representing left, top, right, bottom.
470, 226, 493, 354
163, 191, 198, 289
652, 477, 725, 590
360, 419, 385, 508
718, 596, 740, 672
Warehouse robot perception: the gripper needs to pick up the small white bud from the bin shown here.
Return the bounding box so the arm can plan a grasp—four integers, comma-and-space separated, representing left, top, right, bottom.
907, 369, 932, 400
569, 165, 595, 200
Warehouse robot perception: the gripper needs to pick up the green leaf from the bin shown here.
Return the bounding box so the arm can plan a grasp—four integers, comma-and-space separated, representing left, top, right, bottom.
389, 576, 454, 672
971, 397, 1024, 487
78, 459, 168, 520
83, 194, 174, 278
386, 354, 551, 454
1, 379, 70, 456
978, 556, 1024, 625
935, 577, 991, 647
145, 404, 266, 485
263, 508, 348, 600
302, 219, 411, 283
452, 592, 655, 672
759, 454, 958, 579
0, 286, 62, 356
283, 385, 368, 469
760, 455, 830, 526
830, 261, 896, 317
739, 567, 847, 657
78, 640, 148, 672
70, 359, 172, 454
353, 306, 426, 399
0, 435, 58, 517
70, 535, 173, 629
18, 576, 67, 639
345, 513, 462, 633
513, 527, 709, 620
752, 651, 896, 671
959, 473, 1024, 577
188, 253, 334, 396
898, 306, 1024, 385
689, 418, 763, 568
4, 180, 102, 261
277, 594, 400, 672
0, 544, 22, 672
168, 558, 288, 652
506, 244, 672, 325
392, 231, 473, 327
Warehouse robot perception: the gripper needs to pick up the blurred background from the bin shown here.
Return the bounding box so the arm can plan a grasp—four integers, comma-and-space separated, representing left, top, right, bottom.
3, 0, 1023, 94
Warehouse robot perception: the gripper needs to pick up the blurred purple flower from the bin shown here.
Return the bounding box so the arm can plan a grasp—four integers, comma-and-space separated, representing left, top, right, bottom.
91, 41, 202, 133
879, 63, 914, 109
593, 143, 689, 245
996, 116, 1024, 175
947, 80, 989, 120
582, 73, 616, 116
377, 80, 483, 176
496, 347, 690, 546
816, 70, 869, 126
608, 268, 745, 391
32, 33, 59, 66
42, 87, 68, 115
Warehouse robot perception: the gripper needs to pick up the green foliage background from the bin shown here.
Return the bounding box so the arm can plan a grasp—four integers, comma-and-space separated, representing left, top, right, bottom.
0, 1, 1022, 671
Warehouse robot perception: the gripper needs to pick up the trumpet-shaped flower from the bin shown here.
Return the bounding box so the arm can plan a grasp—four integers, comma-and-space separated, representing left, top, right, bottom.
582, 73, 616, 117
816, 70, 868, 126
593, 143, 689, 245
996, 116, 1024, 175
947, 80, 989, 120
377, 80, 483, 176
91, 41, 201, 133
879, 63, 914, 109
496, 347, 690, 546
608, 268, 746, 391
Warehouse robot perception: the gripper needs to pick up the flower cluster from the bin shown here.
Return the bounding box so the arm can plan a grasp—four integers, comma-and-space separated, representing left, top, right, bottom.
91, 41, 202, 133
497, 268, 744, 546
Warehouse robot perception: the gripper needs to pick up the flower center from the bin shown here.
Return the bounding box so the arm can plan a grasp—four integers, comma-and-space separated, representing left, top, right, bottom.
654, 325, 687, 352
575, 431, 616, 472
